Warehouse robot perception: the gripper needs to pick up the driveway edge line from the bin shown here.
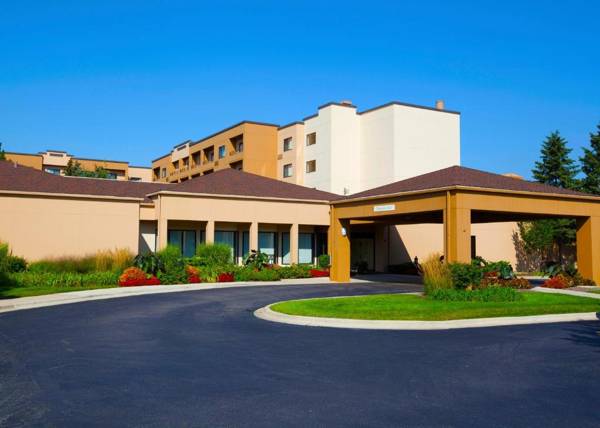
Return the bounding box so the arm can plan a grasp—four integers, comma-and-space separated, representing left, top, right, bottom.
255, 304, 599, 330
0, 278, 335, 313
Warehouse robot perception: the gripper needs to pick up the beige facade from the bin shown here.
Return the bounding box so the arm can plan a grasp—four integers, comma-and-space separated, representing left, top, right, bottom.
151, 122, 279, 183
276, 122, 305, 185
5, 150, 150, 181
0, 192, 141, 260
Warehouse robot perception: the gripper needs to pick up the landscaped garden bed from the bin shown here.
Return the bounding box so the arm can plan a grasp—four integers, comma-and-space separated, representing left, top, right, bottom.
270, 253, 599, 321
0, 241, 330, 299
270, 292, 600, 321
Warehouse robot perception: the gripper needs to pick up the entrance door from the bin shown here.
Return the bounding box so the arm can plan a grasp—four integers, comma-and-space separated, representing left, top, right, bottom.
351, 237, 375, 272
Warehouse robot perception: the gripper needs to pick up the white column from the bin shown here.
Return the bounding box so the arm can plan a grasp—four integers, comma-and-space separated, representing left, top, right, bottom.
290, 223, 299, 264
249, 222, 259, 252
205, 220, 215, 244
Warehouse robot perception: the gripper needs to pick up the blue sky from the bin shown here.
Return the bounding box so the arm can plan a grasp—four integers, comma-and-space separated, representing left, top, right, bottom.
1, 1, 599, 178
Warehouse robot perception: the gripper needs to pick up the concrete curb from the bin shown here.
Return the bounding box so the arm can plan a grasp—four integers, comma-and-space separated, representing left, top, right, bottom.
532, 287, 600, 299
0, 277, 335, 314
255, 299, 600, 331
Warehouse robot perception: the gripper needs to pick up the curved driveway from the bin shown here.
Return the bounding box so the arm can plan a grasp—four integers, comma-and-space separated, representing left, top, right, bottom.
1, 282, 599, 427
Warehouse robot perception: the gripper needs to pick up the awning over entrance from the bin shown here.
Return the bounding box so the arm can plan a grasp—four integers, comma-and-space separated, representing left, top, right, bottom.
329, 166, 600, 283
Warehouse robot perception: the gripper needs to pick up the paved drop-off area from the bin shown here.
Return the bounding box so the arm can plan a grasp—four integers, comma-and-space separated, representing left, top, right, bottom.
1, 282, 599, 427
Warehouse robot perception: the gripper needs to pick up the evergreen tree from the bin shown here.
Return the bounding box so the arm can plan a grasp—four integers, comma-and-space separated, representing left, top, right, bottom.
532, 131, 579, 189
0, 143, 5, 161
580, 123, 600, 195
64, 159, 84, 176
520, 131, 579, 264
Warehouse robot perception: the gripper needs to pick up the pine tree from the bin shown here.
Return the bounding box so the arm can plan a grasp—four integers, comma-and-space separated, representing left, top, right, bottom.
580, 123, 600, 195
520, 131, 579, 264
532, 131, 579, 189
0, 142, 5, 160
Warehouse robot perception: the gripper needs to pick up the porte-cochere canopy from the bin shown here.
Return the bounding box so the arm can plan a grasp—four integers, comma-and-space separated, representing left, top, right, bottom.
329, 166, 600, 283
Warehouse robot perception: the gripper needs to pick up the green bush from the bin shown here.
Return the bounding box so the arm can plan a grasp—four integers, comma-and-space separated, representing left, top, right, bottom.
156, 245, 187, 284
448, 263, 484, 289
277, 264, 311, 279
198, 264, 236, 283
234, 267, 280, 282
194, 243, 232, 266
10, 271, 119, 288
317, 254, 330, 269
0, 242, 9, 273
133, 253, 164, 276
428, 287, 523, 302
6, 255, 27, 272
243, 250, 270, 270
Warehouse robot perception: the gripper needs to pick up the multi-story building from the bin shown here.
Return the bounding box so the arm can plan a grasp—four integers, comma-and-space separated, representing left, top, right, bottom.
4, 149, 152, 182
151, 121, 278, 183
275, 100, 460, 195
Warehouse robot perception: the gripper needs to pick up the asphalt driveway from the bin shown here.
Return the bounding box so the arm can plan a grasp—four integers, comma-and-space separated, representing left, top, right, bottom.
1, 282, 599, 427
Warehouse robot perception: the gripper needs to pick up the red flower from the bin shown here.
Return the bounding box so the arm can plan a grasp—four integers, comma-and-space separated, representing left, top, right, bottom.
542, 276, 569, 289
217, 273, 234, 282
310, 269, 329, 278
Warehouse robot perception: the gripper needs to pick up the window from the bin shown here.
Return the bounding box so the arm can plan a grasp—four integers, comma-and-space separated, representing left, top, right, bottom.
218, 145, 226, 159
44, 167, 61, 175
306, 132, 316, 146
106, 172, 117, 180
161, 168, 167, 178
215, 231, 237, 261
153, 167, 160, 180
230, 134, 244, 153
283, 137, 293, 152
168, 230, 196, 258
182, 157, 189, 168
259, 232, 277, 263
129, 177, 141, 182
230, 160, 243, 171
299, 233, 313, 264
283, 163, 293, 178
192, 152, 200, 167
205, 147, 214, 162
306, 160, 316, 173
281, 232, 290, 265
172, 160, 179, 170
242, 231, 249, 258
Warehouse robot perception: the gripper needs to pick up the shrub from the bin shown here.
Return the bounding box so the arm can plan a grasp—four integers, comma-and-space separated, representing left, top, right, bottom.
542, 276, 569, 289
310, 269, 329, 278
448, 263, 484, 289
277, 264, 311, 279
28, 248, 134, 273
317, 254, 330, 269
428, 287, 523, 302
243, 250, 270, 270
118, 267, 160, 287
157, 245, 187, 285
421, 253, 453, 294
186, 265, 202, 283
217, 272, 235, 282
133, 252, 165, 276
480, 277, 532, 289
6, 255, 27, 272
234, 267, 280, 282
195, 243, 232, 266
11, 271, 119, 288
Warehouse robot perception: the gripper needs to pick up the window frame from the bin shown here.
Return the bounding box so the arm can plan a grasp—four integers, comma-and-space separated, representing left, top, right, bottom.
306, 132, 316, 146
306, 159, 316, 173
283, 137, 293, 152
283, 163, 293, 178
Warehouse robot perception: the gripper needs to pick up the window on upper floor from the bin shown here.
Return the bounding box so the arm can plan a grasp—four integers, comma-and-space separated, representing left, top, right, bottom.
182, 157, 189, 168
283, 137, 293, 152
306, 160, 316, 173
44, 167, 61, 175
205, 147, 214, 162
218, 145, 226, 159
283, 163, 293, 178
192, 152, 201, 167
231, 134, 244, 153
306, 132, 316, 146
153, 167, 161, 180
172, 160, 179, 170
161, 168, 167, 178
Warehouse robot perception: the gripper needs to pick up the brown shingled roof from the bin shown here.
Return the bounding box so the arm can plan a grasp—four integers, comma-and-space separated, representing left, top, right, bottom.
339, 166, 592, 201
165, 168, 335, 201
0, 160, 169, 201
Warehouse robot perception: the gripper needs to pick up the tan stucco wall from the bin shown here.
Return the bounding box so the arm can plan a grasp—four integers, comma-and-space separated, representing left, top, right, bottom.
0, 194, 140, 260
5, 153, 43, 170
277, 124, 305, 185
158, 195, 330, 226
390, 222, 518, 266
129, 166, 152, 182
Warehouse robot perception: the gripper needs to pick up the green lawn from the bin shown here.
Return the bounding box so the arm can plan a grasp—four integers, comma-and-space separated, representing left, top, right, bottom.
270, 293, 600, 321
0, 285, 116, 299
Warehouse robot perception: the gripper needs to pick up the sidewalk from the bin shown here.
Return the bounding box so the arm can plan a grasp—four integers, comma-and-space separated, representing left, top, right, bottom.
0, 277, 335, 314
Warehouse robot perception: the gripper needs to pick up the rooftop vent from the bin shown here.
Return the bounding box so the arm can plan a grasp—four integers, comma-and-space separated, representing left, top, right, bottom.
340, 100, 353, 106
435, 100, 445, 110
502, 173, 524, 180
